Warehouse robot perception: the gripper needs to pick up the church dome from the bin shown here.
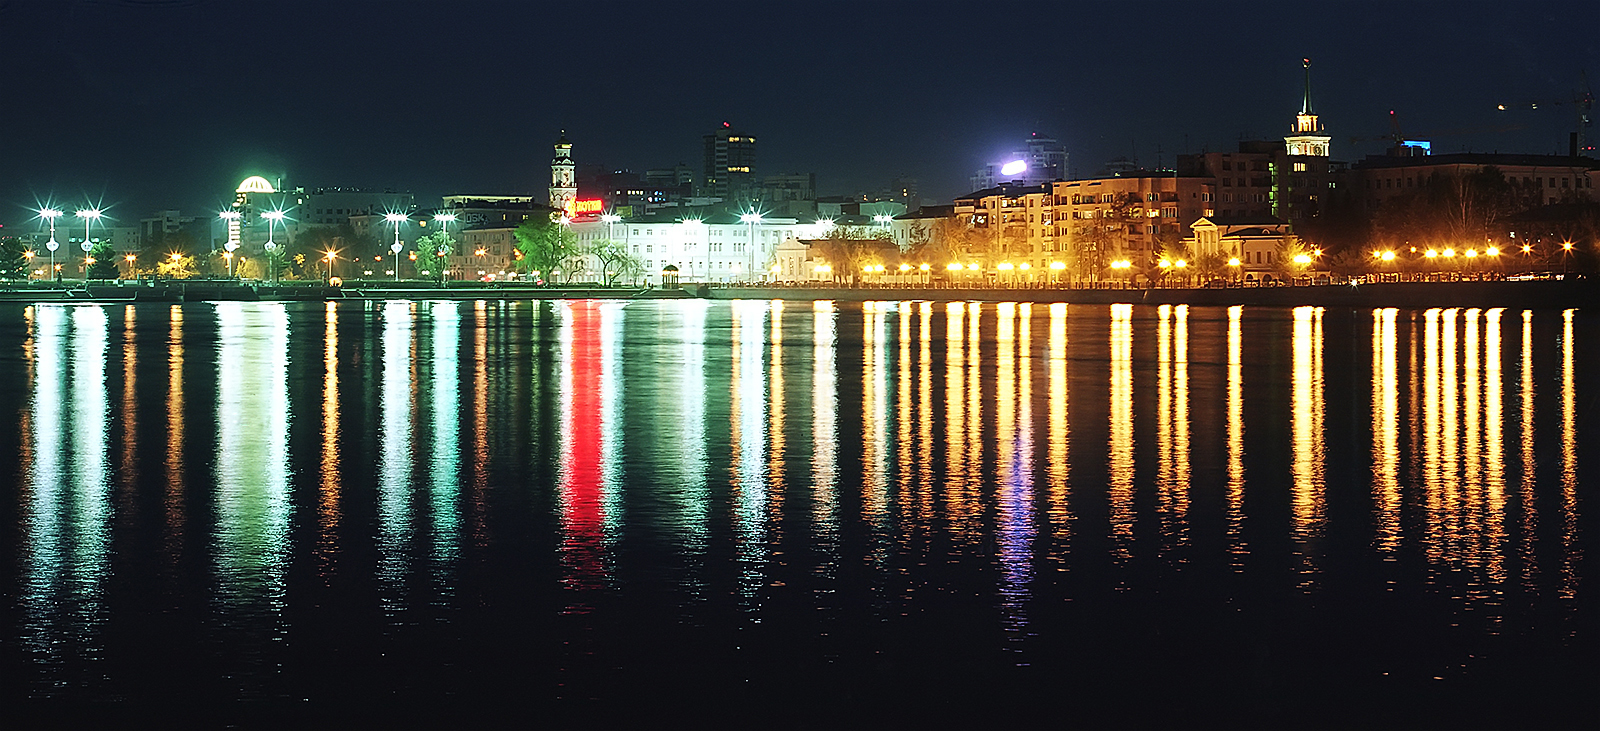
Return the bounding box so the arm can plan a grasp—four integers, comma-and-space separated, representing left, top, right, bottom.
236, 176, 276, 193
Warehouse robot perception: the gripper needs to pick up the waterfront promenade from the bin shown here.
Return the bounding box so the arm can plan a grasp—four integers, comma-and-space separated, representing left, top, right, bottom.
1, 275, 1593, 309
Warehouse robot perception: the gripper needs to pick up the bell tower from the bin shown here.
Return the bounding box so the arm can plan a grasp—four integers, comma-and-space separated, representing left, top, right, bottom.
1285, 58, 1332, 157
550, 131, 577, 217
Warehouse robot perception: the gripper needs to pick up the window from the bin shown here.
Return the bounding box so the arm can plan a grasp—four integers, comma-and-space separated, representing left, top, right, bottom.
1293, 162, 1307, 172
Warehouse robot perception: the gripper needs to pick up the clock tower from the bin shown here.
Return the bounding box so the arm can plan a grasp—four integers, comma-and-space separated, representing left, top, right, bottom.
550, 131, 577, 217
1285, 58, 1331, 158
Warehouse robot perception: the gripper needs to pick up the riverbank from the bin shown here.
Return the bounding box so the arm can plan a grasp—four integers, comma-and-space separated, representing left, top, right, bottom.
1, 276, 1592, 308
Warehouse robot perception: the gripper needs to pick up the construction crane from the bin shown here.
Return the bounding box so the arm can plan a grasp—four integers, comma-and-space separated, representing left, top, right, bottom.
1495, 71, 1596, 155
1347, 110, 1525, 149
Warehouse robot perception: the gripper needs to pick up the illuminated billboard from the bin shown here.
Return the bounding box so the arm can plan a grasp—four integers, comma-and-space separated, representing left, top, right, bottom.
567, 199, 604, 219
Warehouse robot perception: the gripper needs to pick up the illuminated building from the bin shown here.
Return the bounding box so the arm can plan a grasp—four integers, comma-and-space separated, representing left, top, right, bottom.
1047, 174, 1216, 271
1176, 59, 1343, 228
1187, 215, 1297, 282
953, 183, 1049, 272
563, 210, 829, 285
702, 122, 757, 203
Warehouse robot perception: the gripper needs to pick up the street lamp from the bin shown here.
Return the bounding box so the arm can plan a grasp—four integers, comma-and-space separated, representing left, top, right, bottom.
323, 250, 337, 282
385, 212, 408, 280
740, 211, 764, 283
75, 208, 102, 280
24, 250, 35, 281
219, 210, 242, 277
124, 253, 136, 279
261, 210, 286, 283
40, 208, 63, 281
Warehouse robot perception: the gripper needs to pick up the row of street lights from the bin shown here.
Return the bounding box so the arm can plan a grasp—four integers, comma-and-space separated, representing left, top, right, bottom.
36, 207, 103, 280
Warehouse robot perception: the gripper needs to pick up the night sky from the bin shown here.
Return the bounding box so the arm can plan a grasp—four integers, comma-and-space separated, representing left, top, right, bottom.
2, 0, 1597, 228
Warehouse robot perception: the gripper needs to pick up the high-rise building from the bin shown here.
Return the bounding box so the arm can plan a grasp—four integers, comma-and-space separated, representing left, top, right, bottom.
702, 122, 757, 203
971, 133, 1068, 191
550, 132, 577, 217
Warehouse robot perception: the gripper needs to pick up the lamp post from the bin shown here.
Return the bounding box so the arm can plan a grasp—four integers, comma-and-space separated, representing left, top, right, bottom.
434, 212, 457, 283
124, 253, 136, 279
218, 210, 241, 277
385, 212, 408, 281
40, 208, 63, 282
261, 210, 286, 283
740, 211, 763, 283
75, 209, 102, 282
323, 250, 336, 282
24, 250, 35, 281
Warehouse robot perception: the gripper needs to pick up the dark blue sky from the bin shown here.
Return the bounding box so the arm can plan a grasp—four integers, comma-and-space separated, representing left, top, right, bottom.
2, 0, 1597, 228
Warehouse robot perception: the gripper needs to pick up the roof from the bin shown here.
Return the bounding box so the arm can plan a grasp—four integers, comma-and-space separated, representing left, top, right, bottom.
955, 183, 1049, 202
1353, 152, 1600, 171
1195, 215, 1287, 227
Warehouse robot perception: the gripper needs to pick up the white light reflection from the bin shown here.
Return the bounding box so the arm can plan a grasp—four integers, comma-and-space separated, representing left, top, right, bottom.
673, 301, 711, 603
22, 305, 112, 683
429, 301, 462, 605
812, 300, 839, 602
378, 301, 415, 616
731, 299, 770, 609
862, 301, 890, 569
213, 303, 292, 629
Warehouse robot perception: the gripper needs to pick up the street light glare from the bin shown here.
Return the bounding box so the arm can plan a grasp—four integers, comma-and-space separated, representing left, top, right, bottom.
76, 208, 102, 219
385, 212, 408, 223
40, 208, 63, 219
262, 210, 286, 221
435, 213, 457, 223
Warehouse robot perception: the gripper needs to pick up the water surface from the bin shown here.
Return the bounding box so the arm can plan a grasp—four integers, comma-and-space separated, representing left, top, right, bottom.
2, 299, 1595, 728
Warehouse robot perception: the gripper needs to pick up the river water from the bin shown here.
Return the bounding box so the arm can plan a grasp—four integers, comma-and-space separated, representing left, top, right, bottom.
1, 299, 1594, 728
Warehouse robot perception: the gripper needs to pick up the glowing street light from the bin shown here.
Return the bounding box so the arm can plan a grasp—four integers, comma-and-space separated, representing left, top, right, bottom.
323, 250, 337, 282
75, 208, 102, 258
24, 250, 35, 281
218, 210, 242, 277
124, 253, 136, 279
740, 211, 764, 283
385, 212, 408, 280
39, 208, 63, 280
261, 210, 287, 283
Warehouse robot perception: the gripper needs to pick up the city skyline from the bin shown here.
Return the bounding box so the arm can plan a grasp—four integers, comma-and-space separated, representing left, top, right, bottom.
1, 0, 1596, 226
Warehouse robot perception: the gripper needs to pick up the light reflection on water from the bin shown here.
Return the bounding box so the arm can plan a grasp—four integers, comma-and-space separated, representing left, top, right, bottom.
5, 299, 1594, 723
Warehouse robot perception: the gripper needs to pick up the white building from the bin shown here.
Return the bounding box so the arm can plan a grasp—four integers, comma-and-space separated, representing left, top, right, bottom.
565, 212, 834, 284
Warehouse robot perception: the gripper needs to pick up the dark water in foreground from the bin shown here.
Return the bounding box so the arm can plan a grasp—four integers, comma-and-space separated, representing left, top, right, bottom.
1, 299, 1595, 728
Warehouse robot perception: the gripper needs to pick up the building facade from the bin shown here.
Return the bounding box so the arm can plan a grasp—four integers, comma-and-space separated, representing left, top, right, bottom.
701, 123, 757, 203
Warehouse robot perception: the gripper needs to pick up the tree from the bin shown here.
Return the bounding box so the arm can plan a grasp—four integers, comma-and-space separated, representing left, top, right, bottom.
1275, 235, 1316, 280
416, 231, 455, 283
158, 252, 198, 279
815, 225, 893, 286
585, 239, 645, 286
86, 241, 119, 279
513, 217, 580, 283
0, 237, 29, 279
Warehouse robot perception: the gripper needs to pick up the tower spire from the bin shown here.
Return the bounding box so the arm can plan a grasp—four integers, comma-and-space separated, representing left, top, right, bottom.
1301, 57, 1313, 115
